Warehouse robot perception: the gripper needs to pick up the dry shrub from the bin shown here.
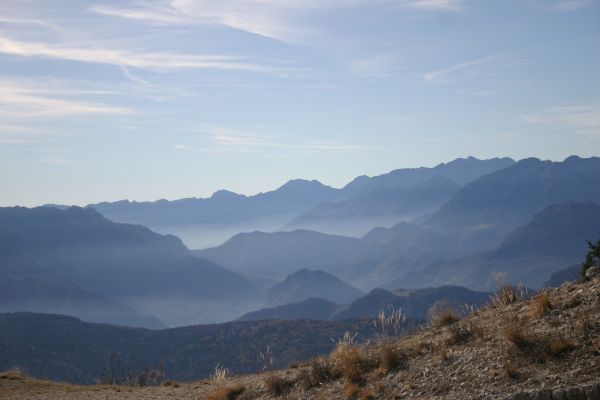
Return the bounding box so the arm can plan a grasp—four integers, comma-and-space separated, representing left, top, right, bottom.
210, 363, 230, 385
445, 325, 472, 346
263, 374, 292, 397
469, 323, 485, 339
433, 382, 452, 395
543, 337, 577, 358
530, 292, 553, 319
502, 324, 532, 351
576, 313, 591, 337
500, 363, 520, 380
491, 285, 522, 307
332, 344, 370, 384
298, 357, 339, 389
413, 341, 429, 355
206, 385, 246, 400
0, 369, 27, 380
162, 381, 180, 387
377, 343, 407, 373
361, 389, 376, 400
431, 308, 460, 327
437, 346, 449, 362
344, 383, 361, 399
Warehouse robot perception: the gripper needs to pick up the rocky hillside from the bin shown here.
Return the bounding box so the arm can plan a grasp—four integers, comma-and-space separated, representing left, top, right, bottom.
2, 276, 599, 399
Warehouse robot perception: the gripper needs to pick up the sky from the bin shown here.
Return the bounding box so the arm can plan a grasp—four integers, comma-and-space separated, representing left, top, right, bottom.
0, 0, 599, 206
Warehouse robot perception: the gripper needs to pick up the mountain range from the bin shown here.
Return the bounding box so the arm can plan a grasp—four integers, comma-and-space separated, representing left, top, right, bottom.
239, 285, 491, 322
0, 312, 383, 384
86, 157, 515, 248
0, 206, 261, 327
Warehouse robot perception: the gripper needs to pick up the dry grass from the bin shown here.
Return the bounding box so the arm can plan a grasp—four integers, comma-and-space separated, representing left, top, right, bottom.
377, 343, 407, 373
206, 385, 246, 400
210, 364, 230, 385
0, 369, 27, 381
298, 357, 338, 389
491, 285, 522, 307
344, 382, 361, 399
431, 308, 460, 327
433, 382, 452, 395
500, 363, 520, 380
331, 345, 370, 384
468, 323, 485, 339
502, 324, 532, 351
544, 337, 577, 358
445, 325, 472, 346
361, 389, 376, 400
530, 292, 553, 319
263, 374, 292, 397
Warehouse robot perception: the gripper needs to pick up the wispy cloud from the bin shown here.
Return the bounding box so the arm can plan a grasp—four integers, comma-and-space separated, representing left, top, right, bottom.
0, 80, 133, 118
172, 125, 380, 153
0, 36, 285, 73
548, 0, 594, 12
523, 104, 600, 137
41, 156, 73, 165
91, 0, 465, 43
423, 56, 497, 82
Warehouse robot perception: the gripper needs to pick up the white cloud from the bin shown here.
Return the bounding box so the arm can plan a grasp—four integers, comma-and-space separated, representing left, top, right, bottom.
0, 36, 284, 73
523, 104, 600, 137
549, 0, 594, 12
90, 0, 465, 43
42, 156, 73, 165
423, 56, 497, 82
171, 125, 380, 153
0, 80, 133, 118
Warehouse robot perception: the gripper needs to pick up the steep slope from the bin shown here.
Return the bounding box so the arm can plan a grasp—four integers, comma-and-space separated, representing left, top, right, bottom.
289, 157, 514, 236
332, 285, 491, 320
265, 269, 364, 307
406, 201, 600, 290
428, 156, 600, 239
89, 179, 339, 248
6, 275, 599, 400
0, 206, 259, 326
194, 230, 359, 279
288, 175, 460, 236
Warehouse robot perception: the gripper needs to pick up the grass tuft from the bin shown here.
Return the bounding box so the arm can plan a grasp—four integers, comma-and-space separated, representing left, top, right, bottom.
263, 374, 292, 397
530, 292, 553, 319
206, 385, 246, 400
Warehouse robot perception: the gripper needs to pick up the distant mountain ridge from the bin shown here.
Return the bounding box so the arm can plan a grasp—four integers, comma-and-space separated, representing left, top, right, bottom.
194, 230, 359, 279
402, 201, 600, 290
84, 157, 515, 247
265, 269, 364, 307
287, 157, 515, 236
0, 206, 261, 327
0, 312, 381, 384
238, 285, 491, 322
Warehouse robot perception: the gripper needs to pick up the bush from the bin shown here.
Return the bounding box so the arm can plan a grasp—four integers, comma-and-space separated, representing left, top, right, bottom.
298, 357, 339, 389
502, 325, 532, 351
530, 292, 553, 319
263, 374, 292, 397
206, 385, 247, 400
491, 285, 522, 307
430, 308, 460, 327
377, 344, 407, 373
332, 345, 369, 384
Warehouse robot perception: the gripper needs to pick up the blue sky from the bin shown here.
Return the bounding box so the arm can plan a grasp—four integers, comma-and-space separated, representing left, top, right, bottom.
1, 0, 599, 206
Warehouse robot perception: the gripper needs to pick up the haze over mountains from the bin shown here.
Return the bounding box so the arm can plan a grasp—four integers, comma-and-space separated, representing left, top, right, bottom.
87, 157, 515, 248
3, 155, 599, 331
0, 207, 260, 327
